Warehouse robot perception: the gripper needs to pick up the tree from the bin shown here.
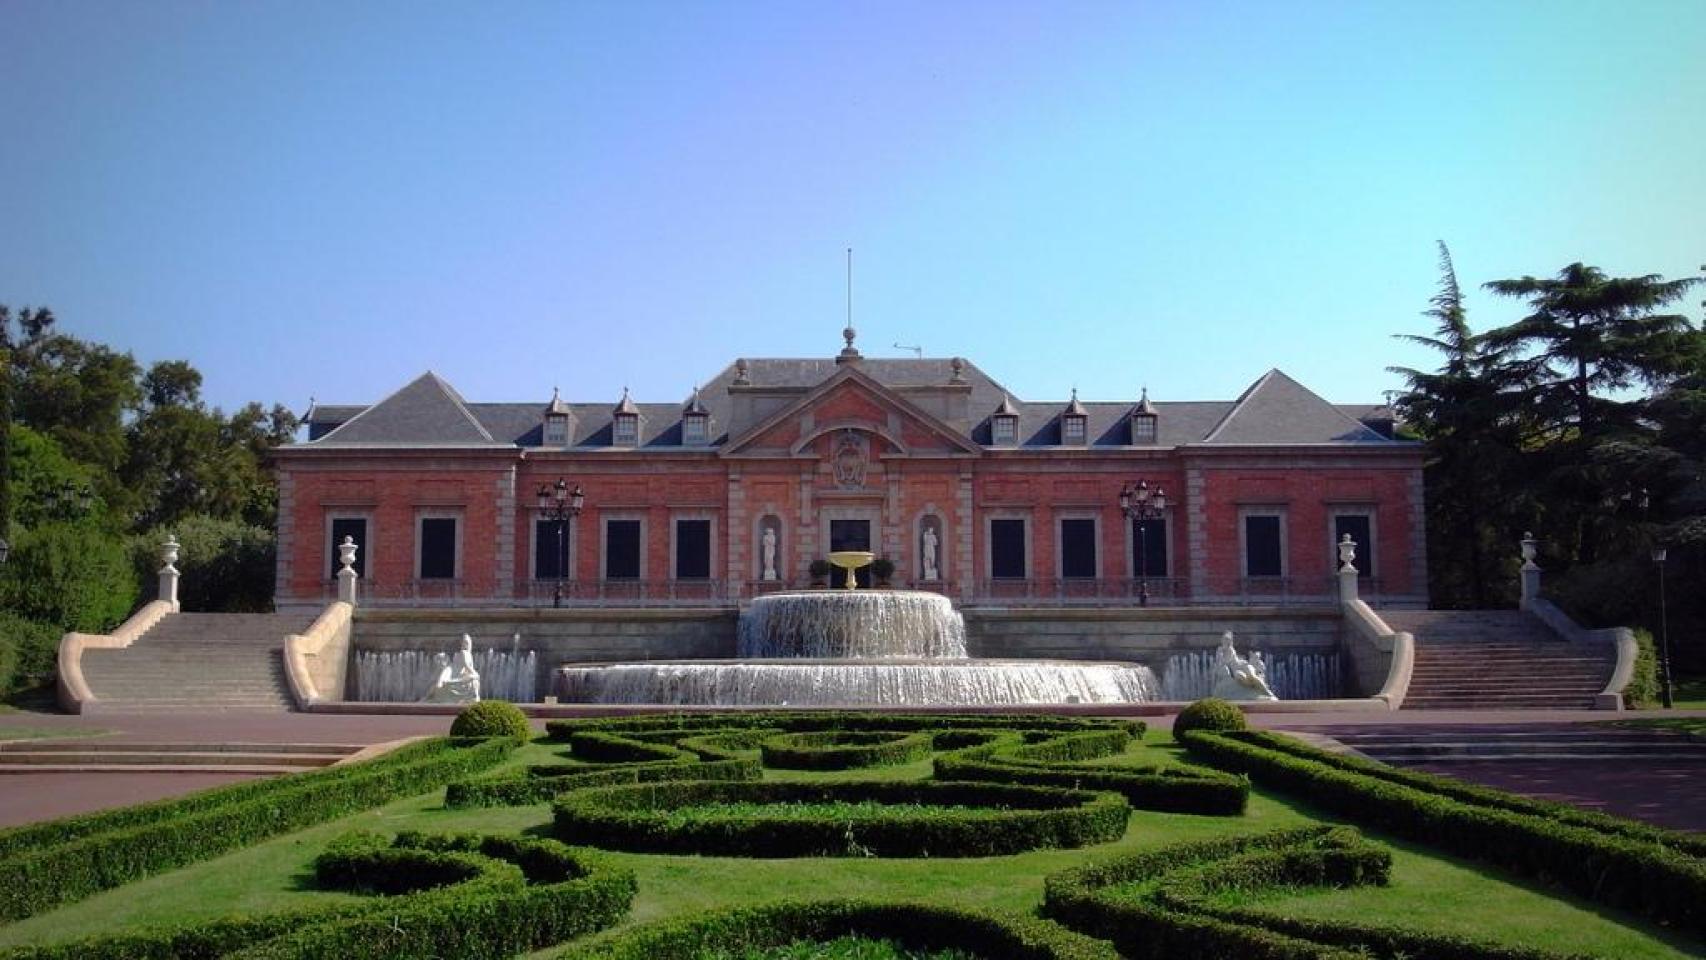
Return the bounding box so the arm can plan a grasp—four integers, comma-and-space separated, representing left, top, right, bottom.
0, 306, 60, 544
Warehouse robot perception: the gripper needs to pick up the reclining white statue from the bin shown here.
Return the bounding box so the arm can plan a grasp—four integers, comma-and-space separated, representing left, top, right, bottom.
422, 633, 482, 703
1209, 630, 1277, 702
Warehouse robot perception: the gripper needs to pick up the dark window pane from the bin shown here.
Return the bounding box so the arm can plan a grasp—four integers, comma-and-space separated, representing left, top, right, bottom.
419, 518, 457, 579
676, 519, 711, 579
991, 519, 1027, 579
1060, 518, 1097, 579
1133, 517, 1168, 578
606, 520, 641, 580
1334, 514, 1373, 578
1244, 515, 1283, 578
535, 519, 568, 580
828, 520, 872, 587
330, 518, 367, 578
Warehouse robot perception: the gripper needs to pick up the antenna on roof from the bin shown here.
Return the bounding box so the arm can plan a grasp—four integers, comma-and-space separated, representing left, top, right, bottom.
894, 342, 922, 357
846, 247, 853, 330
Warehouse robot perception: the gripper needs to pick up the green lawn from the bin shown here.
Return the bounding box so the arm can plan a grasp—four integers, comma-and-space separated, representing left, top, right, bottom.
1673, 675, 1706, 710
0, 728, 1697, 960
0, 726, 106, 742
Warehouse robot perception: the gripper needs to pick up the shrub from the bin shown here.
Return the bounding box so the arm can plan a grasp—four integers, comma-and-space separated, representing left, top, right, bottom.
554, 899, 1119, 960
0, 613, 64, 696
0, 521, 137, 633
760, 730, 934, 770
1178, 729, 1706, 936
553, 779, 1130, 858
1625, 628, 1660, 708
1172, 698, 1245, 738
451, 700, 532, 740
130, 515, 276, 612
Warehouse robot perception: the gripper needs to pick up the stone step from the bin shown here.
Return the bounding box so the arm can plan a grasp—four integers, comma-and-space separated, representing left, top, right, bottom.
0, 750, 346, 767
0, 741, 364, 754
1402, 697, 1599, 709
0, 764, 299, 775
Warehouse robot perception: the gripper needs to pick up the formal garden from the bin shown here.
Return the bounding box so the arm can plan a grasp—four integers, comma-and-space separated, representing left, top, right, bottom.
0, 700, 1697, 959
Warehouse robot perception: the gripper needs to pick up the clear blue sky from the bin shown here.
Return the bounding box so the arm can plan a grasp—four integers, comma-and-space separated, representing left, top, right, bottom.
2, 0, 1702, 415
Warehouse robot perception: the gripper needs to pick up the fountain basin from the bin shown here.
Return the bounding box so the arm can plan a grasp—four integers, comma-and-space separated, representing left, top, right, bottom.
554, 657, 1159, 706
738, 590, 966, 659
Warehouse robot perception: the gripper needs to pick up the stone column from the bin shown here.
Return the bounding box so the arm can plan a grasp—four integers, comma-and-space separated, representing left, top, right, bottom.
159, 535, 181, 612
955, 468, 974, 600
1337, 534, 1359, 605
336, 536, 360, 606
725, 469, 746, 598
1519, 532, 1541, 610
494, 467, 516, 600
1185, 465, 1208, 600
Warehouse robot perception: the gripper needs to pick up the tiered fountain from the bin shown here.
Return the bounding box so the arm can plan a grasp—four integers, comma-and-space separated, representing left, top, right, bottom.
554, 552, 1162, 706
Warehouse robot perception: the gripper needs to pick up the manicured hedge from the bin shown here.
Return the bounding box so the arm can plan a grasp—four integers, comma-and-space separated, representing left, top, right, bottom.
553, 899, 1119, 960
448, 700, 533, 740
0, 831, 635, 960
0, 737, 514, 924
1180, 729, 1706, 936
553, 779, 1130, 858
1043, 826, 1589, 960
446, 756, 761, 808
545, 712, 1145, 742
760, 730, 935, 770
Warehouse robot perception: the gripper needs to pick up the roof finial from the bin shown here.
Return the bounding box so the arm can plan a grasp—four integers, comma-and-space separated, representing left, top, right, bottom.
733, 358, 750, 385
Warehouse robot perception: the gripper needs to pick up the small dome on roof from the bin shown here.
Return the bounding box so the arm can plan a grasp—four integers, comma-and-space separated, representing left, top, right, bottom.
613, 387, 640, 416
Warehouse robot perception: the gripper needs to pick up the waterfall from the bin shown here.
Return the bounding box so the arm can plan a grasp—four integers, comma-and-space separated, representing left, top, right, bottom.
1159, 649, 1342, 701
352, 644, 537, 702
737, 591, 967, 659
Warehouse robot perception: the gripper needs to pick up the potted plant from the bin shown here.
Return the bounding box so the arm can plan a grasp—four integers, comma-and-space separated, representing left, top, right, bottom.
872, 556, 895, 588
808, 558, 831, 588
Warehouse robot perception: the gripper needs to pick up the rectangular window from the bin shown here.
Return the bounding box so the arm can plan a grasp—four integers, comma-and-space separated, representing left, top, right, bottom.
992, 417, 1016, 445
613, 416, 638, 446
329, 517, 368, 578
675, 519, 711, 579
1133, 517, 1168, 578
1132, 417, 1157, 444
683, 417, 706, 445
419, 517, 458, 580
1244, 514, 1284, 578
1060, 518, 1097, 579
990, 518, 1027, 579
605, 519, 641, 579
1062, 417, 1086, 444
1333, 513, 1374, 579
544, 418, 566, 446
535, 518, 568, 580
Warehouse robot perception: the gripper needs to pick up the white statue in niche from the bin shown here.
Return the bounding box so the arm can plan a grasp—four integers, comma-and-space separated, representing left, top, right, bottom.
921, 524, 939, 581
423, 633, 481, 703
761, 525, 778, 581
1209, 631, 1277, 702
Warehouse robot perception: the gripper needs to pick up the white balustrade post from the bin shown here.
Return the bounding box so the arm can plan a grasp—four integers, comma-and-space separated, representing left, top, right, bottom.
1336, 533, 1359, 605
336, 535, 360, 606
1519, 532, 1541, 610
158, 535, 181, 612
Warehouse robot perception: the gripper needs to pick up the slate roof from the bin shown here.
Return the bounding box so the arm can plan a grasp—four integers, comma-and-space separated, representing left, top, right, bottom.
295, 359, 1408, 451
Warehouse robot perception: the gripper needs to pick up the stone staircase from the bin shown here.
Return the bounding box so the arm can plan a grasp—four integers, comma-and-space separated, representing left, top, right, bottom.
1380, 610, 1615, 710
0, 740, 365, 774
1320, 725, 1706, 762
80, 612, 316, 712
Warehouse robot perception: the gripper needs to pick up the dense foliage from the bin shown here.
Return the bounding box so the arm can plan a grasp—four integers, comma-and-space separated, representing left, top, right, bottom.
0, 306, 297, 697
1391, 249, 1706, 670
449, 700, 534, 740
1171, 698, 1246, 738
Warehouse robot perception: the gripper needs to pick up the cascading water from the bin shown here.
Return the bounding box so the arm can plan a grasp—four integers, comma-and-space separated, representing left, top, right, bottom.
1159, 649, 1341, 701
556, 590, 1161, 706
352, 645, 537, 702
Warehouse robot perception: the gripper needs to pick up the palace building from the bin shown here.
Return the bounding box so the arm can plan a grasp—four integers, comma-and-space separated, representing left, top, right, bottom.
275, 333, 1423, 612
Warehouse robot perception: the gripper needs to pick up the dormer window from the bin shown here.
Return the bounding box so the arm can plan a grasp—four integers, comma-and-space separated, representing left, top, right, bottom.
542, 387, 572, 448
991, 395, 1020, 447
682, 387, 709, 446
612, 387, 640, 447
1061, 389, 1088, 446
1131, 387, 1158, 445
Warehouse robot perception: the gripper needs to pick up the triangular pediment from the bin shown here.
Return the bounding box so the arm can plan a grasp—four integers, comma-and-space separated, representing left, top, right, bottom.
314, 372, 501, 446
1202, 370, 1391, 445
721, 365, 982, 458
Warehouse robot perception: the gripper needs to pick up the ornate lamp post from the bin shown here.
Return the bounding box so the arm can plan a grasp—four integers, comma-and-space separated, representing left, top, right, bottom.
535, 478, 585, 608
1119, 479, 1167, 607
1653, 545, 1673, 709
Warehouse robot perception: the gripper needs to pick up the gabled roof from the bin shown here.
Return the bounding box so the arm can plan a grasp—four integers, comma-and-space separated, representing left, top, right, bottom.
1062, 389, 1087, 417
313, 372, 498, 446
993, 394, 1019, 417
544, 387, 571, 417
1131, 388, 1157, 418
683, 387, 709, 415
1201, 369, 1391, 445
721, 363, 984, 457
612, 388, 640, 416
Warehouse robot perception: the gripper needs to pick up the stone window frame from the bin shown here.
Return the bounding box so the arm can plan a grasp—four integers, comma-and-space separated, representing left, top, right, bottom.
984, 511, 1032, 581
1131, 414, 1158, 445
1061, 415, 1087, 446
669, 510, 718, 581
991, 416, 1017, 446
1326, 503, 1377, 580
1054, 511, 1101, 581
543, 416, 568, 447
1238, 505, 1289, 580
612, 415, 639, 447
414, 508, 464, 581
527, 508, 579, 583
1122, 508, 1172, 580
600, 512, 647, 581
324, 510, 374, 581
682, 415, 708, 446
913, 508, 948, 583
753, 512, 785, 582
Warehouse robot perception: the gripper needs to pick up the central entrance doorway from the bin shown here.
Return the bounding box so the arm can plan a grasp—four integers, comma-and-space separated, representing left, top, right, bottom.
829, 518, 873, 588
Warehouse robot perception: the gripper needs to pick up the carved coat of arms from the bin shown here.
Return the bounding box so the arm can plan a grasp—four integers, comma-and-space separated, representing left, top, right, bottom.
832, 430, 868, 488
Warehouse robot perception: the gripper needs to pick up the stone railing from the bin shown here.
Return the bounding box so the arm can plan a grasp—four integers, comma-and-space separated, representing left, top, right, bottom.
283, 600, 355, 708
57, 600, 176, 715
1528, 597, 1637, 711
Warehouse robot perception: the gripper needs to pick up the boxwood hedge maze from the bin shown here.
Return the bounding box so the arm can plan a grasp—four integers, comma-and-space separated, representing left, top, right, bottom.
0, 711, 1699, 959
